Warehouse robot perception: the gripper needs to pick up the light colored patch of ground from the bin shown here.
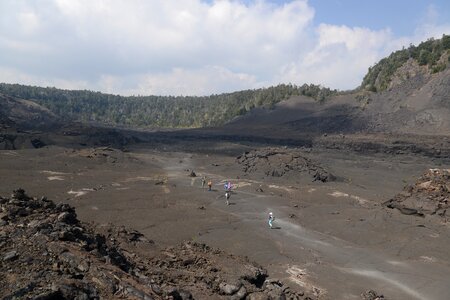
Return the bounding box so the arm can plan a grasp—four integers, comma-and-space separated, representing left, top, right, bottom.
286, 265, 324, 298
40, 170, 68, 175
124, 176, 156, 182
2, 151, 19, 156
308, 188, 316, 193
328, 191, 369, 205
67, 188, 95, 197
329, 191, 348, 198
233, 181, 252, 188
116, 187, 130, 190
387, 260, 408, 266
68, 190, 87, 197
420, 256, 437, 263
111, 182, 121, 187
217, 179, 262, 189
124, 175, 167, 184
268, 184, 294, 192
47, 176, 64, 181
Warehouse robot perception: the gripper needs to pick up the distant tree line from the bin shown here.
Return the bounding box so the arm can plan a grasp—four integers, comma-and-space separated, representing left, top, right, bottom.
0, 83, 337, 128
361, 34, 450, 92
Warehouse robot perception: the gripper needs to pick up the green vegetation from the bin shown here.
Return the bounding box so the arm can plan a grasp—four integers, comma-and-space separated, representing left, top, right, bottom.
361, 34, 450, 92
0, 83, 337, 128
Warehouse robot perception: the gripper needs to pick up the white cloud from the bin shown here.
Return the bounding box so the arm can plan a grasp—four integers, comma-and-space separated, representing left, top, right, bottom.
0, 66, 89, 90
0, 0, 449, 95
130, 66, 259, 96
278, 24, 395, 89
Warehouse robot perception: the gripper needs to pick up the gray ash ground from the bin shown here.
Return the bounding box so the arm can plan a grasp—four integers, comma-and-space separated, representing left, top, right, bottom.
0, 189, 316, 300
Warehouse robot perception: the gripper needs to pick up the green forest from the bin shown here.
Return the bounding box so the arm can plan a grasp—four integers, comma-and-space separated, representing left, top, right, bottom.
361, 34, 450, 92
0, 83, 337, 128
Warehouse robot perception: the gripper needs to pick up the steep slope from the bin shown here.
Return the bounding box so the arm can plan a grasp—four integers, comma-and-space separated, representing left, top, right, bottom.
225, 94, 367, 135
360, 67, 450, 135
0, 93, 59, 130
226, 66, 450, 136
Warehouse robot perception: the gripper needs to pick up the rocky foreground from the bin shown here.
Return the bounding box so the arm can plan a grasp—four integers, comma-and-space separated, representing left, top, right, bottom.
384, 169, 449, 218
0, 189, 317, 300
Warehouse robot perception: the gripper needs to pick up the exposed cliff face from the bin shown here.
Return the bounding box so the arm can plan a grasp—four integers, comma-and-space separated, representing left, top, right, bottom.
383, 58, 430, 90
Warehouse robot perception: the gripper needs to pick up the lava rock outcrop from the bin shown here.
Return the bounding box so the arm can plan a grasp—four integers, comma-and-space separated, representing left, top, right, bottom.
237, 148, 336, 182
384, 169, 449, 217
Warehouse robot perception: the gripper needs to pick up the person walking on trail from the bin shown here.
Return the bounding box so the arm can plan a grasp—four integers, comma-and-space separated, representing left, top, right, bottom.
201, 176, 206, 188
268, 212, 275, 229
207, 180, 212, 191
225, 190, 230, 205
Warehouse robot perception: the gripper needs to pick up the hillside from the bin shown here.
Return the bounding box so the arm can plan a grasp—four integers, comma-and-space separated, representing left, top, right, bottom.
225, 36, 450, 137
361, 34, 450, 92
0, 93, 59, 130
226, 67, 450, 137
0, 83, 337, 129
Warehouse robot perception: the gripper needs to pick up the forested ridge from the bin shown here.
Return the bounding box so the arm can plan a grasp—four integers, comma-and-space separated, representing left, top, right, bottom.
0, 83, 337, 128
361, 34, 450, 92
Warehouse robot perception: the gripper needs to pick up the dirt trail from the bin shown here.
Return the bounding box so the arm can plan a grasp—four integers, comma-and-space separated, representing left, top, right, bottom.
159, 155, 450, 300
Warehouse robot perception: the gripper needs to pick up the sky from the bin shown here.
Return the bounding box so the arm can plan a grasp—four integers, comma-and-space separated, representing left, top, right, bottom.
0, 0, 449, 96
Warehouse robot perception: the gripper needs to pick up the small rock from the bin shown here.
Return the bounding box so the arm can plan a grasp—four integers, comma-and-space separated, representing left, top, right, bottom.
362, 289, 385, 300
247, 292, 269, 300
151, 284, 162, 295
231, 286, 247, 300
12, 188, 29, 201
28, 220, 41, 228
57, 212, 77, 224
178, 289, 193, 300
3, 250, 18, 261
0, 211, 9, 221
33, 290, 64, 300
219, 282, 241, 295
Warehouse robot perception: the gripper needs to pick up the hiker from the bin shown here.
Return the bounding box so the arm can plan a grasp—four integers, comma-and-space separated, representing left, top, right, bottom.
208, 180, 212, 191
268, 212, 275, 229
225, 190, 230, 205
201, 176, 206, 188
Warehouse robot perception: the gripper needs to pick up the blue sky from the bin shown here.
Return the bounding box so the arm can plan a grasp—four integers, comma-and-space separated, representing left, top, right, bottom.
0, 0, 449, 95
309, 0, 450, 35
